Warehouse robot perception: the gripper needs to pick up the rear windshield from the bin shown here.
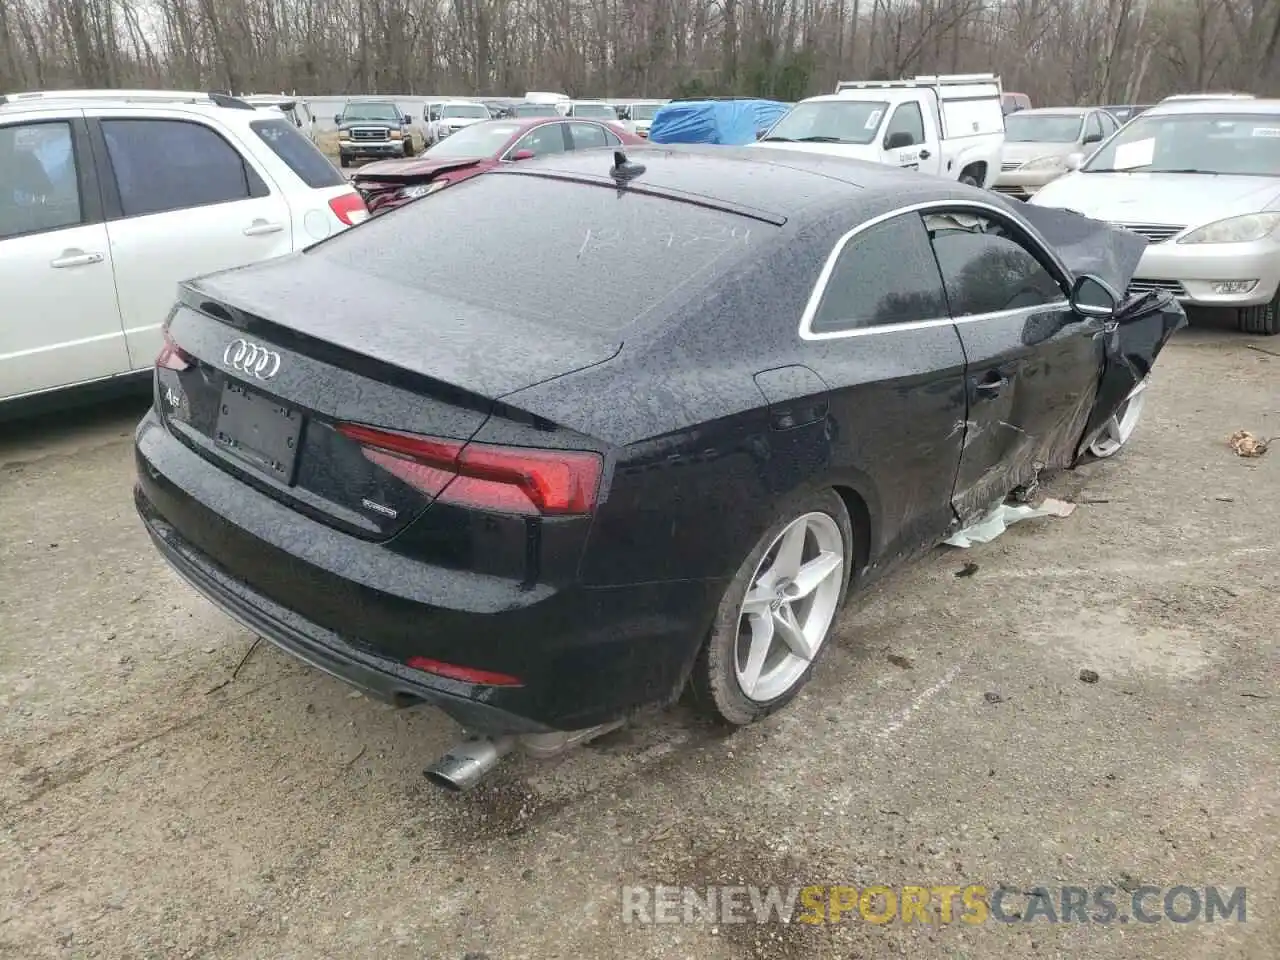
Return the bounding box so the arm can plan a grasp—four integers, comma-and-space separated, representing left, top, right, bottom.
250, 118, 345, 188
307, 174, 765, 332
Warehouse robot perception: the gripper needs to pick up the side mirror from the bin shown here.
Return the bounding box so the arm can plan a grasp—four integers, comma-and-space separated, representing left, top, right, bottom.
334, 114, 342, 125
755, 129, 768, 140
403, 114, 412, 125
1071, 274, 1120, 318
1082, 131, 1102, 145
885, 131, 914, 149
1064, 152, 1084, 171
510, 149, 535, 161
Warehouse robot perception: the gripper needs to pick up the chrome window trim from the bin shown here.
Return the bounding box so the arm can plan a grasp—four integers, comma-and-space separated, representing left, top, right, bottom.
798, 198, 1074, 341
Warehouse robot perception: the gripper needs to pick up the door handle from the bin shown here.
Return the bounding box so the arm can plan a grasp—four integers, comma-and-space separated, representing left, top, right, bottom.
973, 375, 1010, 398
918, 149, 932, 160
50, 250, 104, 268
243, 220, 285, 236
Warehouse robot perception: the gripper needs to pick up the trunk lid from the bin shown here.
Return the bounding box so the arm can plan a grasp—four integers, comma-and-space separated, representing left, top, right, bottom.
159, 256, 620, 540
354, 156, 485, 183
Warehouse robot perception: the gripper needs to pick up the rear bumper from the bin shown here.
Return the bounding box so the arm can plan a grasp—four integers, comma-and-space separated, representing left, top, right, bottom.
134, 409, 719, 734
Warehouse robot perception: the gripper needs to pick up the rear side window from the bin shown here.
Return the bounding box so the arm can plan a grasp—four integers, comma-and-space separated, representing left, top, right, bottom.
101, 119, 264, 217
251, 118, 345, 188
308, 174, 765, 332
809, 213, 947, 334
0, 121, 83, 240
566, 122, 610, 150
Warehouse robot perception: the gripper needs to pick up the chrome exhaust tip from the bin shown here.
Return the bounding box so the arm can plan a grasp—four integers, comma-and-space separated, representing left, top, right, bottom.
423, 736, 514, 793
423, 720, 625, 793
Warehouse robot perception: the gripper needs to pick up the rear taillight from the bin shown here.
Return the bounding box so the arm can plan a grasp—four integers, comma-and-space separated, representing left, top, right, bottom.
156, 327, 193, 371
328, 191, 370, 226
335, 423, 603, 516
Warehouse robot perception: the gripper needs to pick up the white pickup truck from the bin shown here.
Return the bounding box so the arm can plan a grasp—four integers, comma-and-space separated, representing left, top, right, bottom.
753, 73, 1006, 188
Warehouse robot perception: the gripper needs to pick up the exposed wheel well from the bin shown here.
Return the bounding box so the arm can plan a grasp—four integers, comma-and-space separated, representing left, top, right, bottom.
959, 161, 987, 185
831, 484, 872, 585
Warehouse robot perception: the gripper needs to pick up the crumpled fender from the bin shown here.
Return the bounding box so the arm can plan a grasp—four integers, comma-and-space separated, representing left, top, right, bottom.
1077, 290, 1187, 456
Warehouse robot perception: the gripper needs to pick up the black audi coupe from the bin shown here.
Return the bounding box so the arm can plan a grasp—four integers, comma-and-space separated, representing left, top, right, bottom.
134, 146, 1183, 789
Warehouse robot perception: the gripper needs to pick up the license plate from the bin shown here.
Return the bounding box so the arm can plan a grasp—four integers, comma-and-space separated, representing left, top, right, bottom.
214, 380, 304, 484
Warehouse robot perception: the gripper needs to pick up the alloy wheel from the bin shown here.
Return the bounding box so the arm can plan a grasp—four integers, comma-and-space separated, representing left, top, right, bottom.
1088, 377, 1150, 458
734, 511, 845, 703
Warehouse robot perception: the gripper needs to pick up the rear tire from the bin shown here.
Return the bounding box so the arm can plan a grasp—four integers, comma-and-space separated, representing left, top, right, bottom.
959, 165, 984, 187
1237, 291, 1280, 335
690, 489, 853, 726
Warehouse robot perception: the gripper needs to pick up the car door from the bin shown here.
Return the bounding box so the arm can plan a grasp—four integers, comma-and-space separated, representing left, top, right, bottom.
565, 121, 622, 151
88, 112, 293, 371
0, 114, 128, 401
801, 209, 969, 562
881, 101, 939, 174
922, 205, 1106, 522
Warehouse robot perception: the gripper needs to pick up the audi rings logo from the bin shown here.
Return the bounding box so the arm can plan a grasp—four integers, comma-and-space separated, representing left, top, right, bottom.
222, 338, 281, 380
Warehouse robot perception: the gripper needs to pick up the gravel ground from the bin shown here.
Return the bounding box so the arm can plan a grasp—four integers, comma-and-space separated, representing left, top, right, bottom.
1, 329, 1276, 960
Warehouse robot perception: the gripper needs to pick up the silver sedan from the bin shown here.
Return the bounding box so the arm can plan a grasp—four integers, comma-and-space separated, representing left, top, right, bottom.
1029, 99, 1280, 335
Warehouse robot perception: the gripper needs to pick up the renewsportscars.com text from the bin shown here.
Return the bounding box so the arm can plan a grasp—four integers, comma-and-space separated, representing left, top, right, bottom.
621, 884, 1247, 925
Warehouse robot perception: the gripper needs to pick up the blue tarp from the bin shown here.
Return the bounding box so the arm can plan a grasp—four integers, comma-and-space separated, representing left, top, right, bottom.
649, 99, 790, 146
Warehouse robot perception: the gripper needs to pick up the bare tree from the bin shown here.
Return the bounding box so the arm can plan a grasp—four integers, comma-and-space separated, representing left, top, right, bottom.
1, 0, 1278, 103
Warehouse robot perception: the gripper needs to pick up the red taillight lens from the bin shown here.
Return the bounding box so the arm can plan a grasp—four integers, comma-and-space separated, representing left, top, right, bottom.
405, 656, 523, 687
335, 423, 603, 516
157, 327, 193, 371
328, 190, 370, 226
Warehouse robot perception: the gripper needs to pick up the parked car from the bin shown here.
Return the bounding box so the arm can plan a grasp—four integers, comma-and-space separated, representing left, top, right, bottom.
617, 100, 668, 138
1030, 98, 1280, 334
242, 94, 316, 143
0, 89, 367, 415
426, 100, 492, 145
508, 101, 562, 118
352, 117, 644, 215
656, 97, 790, 143
481, 98, 518, 118
1099, 104, 1153, 125
133, 145, 1181, 789
755, 74, 1005, 187
335, 99, 416, 166
1160, 92, 1255, 103
993, 107, 1122, 200
560, 100, 619, 122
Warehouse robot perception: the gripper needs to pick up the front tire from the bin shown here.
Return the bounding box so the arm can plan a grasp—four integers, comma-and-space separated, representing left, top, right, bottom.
339, 153, 350, 168
1086, 377, 1149, 459
1237, 290, 1280, 335
691, 489, 853, 726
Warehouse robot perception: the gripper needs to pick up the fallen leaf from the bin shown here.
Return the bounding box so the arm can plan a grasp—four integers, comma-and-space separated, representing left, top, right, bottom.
1228, 430, 1269, 457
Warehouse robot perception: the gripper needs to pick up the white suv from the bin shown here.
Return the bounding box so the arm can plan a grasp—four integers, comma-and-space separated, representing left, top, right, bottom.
0, 89, 369, 412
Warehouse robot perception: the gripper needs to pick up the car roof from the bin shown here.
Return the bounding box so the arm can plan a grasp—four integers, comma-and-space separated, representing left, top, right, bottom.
490, 144, 966, 224
1009, 107, 1091, 117
1144, 98, 1280, 116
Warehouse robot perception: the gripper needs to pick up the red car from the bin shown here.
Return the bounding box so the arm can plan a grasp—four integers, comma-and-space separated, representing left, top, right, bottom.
352, 116, 645, 215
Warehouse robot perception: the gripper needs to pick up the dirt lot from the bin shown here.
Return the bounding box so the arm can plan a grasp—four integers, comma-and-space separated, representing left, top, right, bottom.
1, 329, 1277, 959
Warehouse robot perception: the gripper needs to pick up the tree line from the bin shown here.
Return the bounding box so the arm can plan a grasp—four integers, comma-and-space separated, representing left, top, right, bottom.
2, 0, 1278, 107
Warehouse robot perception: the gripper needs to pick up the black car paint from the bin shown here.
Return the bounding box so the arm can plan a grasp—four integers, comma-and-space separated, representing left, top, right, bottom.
134, 146, 1179, 735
